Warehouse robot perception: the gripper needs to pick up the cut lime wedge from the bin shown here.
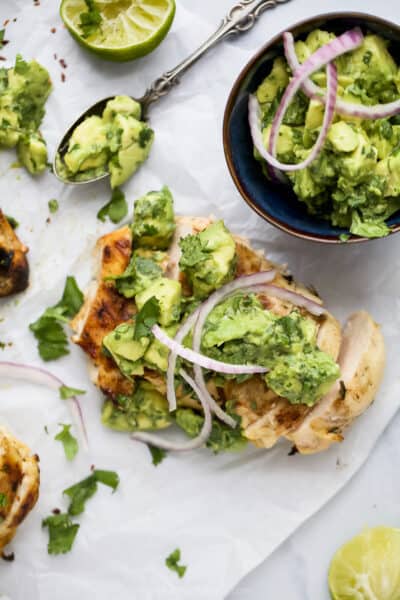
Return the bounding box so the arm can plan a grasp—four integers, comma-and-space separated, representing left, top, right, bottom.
60, 0, 176, 61
328, 527, 400, 600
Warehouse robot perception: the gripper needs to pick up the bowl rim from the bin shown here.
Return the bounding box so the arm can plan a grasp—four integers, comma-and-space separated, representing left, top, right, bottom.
223, 11, 400, 244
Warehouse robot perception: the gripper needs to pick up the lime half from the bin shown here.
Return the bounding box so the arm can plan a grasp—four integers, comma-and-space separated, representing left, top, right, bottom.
60, 0, 176, 62
328, 527, 400, 600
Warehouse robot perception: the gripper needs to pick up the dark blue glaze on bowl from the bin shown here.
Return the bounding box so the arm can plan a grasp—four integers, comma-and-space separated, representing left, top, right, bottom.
223, 12, 400, 244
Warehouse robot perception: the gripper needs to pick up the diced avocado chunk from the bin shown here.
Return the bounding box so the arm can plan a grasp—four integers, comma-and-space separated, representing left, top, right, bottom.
17, 132, 48, 175
0, 56, 51, 172
256, 57, 289, 104
175, 408, 247, 453
112, 250, 166, 298
376, 153, 400, 197
144, 324, 179, 372
103, 95, 142, 121
64, 116, 109, 174
132, 186, 176, 250
305, 99, 324, 130
58, 94, 154, 187
135, 278, 182, 327
101, 380, 171, 432
327, 122, 359, 153
265, 349, 339, 406
179, 220, 236, 298
103, 322, 148, 380
304, 29, 336, 54
109, 113, 154, 188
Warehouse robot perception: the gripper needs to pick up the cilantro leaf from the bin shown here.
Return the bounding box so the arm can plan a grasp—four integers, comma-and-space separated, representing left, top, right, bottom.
29, 276, 83, 361
0, 493, 8, 507
42, 513, 80, 555
165, 548, 187, 578
63, 469, 120, 516
148, 444, 167, 466
97, 187, 128, 224
48, 199, 59, 214
29, 316, 69, 361
54, 424, 78, 461
14, 54, 29, 75
93, 469, 120, 491
5, 214, 19, 229
79, 0, 102, 39
134, 296, 160, 340
59, 385, 86, 400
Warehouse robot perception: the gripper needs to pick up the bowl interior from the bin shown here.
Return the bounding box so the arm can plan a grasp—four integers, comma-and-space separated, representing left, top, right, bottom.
224, 13, 400, 243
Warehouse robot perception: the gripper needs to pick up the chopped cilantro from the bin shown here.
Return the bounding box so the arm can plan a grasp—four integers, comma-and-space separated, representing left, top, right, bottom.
42, 513, 80, 555
29, 276, 83, 361
97, 187, 128, 224
148, 444, 167, 466
0, 30, 5, 51
5, 214, 18, 229
0, 493, 8, 507
165, 548, 187, 578
138, 127, 153, 148
63, 469, 119, 516
339, 233, 350, 243
79, 0, 102, 39
14, 54, 29, 75
59, 385, 86, 400
0, 342, 5, 350
134, 296, 160, 340
48, 199, 59, 214
54, 424, 78, 461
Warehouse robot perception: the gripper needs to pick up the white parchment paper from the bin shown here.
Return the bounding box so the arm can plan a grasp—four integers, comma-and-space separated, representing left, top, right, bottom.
0, 1, 399, 598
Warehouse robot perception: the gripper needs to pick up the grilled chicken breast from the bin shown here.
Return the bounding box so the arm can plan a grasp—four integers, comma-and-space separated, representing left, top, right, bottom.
71, 216, 384, 455
0, 210, 29, 297
0, 428, 39, 553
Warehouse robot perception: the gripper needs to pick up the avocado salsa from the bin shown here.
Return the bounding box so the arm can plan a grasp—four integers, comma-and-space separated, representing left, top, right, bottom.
101, 186, 340, 452
0, 55, 51, 175
56, 95, 154, 187
254, 30, 400, 238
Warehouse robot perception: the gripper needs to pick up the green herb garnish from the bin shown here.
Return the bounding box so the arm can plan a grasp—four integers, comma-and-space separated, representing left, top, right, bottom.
63, 469, 120, 516
134, 297, 160, 340
79, 0, 102, 39
48, 199, 59, 213
42, 513, 80, 555
54, 424, 78, 461
165, 548, 187, 578
59, 385, 86, 400
148, 444, 167, 466
0, 493, 8, 507
29, 276, 83, 361
5, 214, 18, 229
97, 187, 128, 224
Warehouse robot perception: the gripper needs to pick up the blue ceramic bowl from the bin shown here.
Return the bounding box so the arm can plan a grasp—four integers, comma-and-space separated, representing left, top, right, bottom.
223, 12, 400, 244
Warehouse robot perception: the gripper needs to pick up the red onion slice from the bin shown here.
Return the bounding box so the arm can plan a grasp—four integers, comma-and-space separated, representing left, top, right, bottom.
153, 324, 268, 375
0, 361, 88, 448
131, 368, 212, 452
249, 62, 338, 173
283, 31, 400, 119
166, 310, 199, 412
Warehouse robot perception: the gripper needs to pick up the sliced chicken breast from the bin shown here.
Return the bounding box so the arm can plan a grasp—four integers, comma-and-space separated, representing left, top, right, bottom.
288, 311, 385, 454
0, 428, 39, 553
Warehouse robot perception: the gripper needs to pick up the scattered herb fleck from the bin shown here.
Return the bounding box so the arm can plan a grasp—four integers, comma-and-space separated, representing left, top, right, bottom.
97, 187, 127, 224
42, 513, 79, 555
339, 233, 350, 243
48, 199, 59, 213
79, 0, 102, 38
63, 469, 119, 516
59, 385, 86, 400
134, 297, 160, 340
165, 548, 187, 578
148, 444, 167, 466
54, 423, 78, 461
29, 276, 83, 361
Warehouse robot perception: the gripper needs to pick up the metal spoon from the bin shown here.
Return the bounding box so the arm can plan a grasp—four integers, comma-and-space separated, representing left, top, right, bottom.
54, 0, 291, 185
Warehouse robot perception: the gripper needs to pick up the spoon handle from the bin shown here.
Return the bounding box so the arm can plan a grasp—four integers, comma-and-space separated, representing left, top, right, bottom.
141, 0, 291, 113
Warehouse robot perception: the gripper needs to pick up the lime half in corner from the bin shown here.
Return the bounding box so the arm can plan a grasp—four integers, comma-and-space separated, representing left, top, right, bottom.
60, 0, 176, 62
328, 526, 400, 599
